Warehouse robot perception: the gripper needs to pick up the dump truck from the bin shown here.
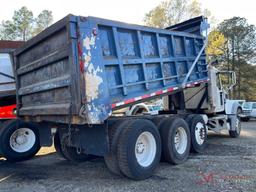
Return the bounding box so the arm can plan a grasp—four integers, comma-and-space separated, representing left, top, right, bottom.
10, 15, 241, 180
0, 41, 41, 161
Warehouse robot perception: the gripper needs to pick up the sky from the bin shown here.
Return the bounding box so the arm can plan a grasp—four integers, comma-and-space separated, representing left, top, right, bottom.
0, 0, 255, 26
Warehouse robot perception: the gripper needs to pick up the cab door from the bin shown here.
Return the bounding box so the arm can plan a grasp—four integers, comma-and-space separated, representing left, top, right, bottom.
208, 67, 225, 113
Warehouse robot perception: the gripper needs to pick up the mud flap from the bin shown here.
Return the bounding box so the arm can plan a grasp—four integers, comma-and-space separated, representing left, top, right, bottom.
37, 124, 53, 147
58, 124, 109, 156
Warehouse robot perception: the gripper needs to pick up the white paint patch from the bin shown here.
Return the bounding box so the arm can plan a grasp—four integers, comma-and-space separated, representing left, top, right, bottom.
83, 34, 96, 50
85, 73, 103, 102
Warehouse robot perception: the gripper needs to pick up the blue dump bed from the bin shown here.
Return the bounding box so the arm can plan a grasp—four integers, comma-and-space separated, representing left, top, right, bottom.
14, 15, 208, 124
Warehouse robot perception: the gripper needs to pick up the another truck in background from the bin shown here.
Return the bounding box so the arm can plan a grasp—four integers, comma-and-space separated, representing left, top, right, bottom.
241, 102, 256, 121
0, 41, 41, 162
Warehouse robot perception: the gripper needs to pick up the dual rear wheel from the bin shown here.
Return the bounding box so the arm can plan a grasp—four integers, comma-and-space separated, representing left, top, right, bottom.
105, 119, 161, 180
53, 115, 207, 180
104, 116, 203, 180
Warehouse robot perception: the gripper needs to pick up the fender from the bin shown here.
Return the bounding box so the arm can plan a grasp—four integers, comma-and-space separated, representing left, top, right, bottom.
126, 103, 150, 116
225, 100, 241, 115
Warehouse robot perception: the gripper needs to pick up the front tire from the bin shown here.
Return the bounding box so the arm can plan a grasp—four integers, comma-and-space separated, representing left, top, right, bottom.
117, 119, 161, 180
229, 108, 242, 138
54, 131, 67, 159
0, 120, 41, 162
229, 117, 241, 138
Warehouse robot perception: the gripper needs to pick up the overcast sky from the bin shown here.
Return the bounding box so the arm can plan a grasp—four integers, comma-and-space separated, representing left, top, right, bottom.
0, 0, 255, 26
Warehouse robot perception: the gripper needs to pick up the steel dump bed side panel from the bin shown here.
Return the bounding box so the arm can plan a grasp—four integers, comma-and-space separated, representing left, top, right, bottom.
80, 17, 208, 123
15, 15, 208, 124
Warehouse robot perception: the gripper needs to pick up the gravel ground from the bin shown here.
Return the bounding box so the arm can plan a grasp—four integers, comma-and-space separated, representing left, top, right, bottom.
0, 121, 256, 192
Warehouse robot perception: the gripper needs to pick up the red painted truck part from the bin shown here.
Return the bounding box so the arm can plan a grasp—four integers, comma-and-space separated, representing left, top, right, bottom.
0, 104, 16, 119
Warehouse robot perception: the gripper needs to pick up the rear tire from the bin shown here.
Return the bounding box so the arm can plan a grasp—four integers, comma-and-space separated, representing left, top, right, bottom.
117, 119, 161, 180
54, 131, 67, 159
185, 115, 207, 153
159, 117, 191, 165
0, 120, 41, 162
0, 120, 4, 127
104, 120, 132, 175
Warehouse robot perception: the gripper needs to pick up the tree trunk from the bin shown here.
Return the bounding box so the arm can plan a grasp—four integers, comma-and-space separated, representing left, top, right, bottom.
237, 41, 241, 99
231, 37, 236, 98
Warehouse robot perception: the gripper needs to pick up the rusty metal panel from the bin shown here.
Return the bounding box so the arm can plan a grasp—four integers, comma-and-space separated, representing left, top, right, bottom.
14, 15, 81, 124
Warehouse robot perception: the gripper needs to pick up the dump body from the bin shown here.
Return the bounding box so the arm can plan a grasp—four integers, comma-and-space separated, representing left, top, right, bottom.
14, 15, 208, 124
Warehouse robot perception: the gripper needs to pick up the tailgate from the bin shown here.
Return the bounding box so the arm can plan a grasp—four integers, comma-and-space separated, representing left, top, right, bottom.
14, 15, 82, 123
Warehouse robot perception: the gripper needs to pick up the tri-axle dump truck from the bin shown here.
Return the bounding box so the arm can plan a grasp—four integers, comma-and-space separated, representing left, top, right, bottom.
5, 15, 241, 180
0, 41, 41, 161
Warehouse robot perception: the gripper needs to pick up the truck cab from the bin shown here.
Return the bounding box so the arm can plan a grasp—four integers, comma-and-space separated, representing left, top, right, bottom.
0, 41, 21, 120
0, 41, 41, 162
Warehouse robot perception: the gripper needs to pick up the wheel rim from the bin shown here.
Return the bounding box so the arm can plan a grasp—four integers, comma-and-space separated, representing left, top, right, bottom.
194, 122, 206, 145
174, 127, 188, 155
9, 128, 36, 153
135, 131, 156, 167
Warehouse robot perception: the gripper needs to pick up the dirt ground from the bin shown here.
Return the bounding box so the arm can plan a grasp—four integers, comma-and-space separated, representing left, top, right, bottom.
0, 121, 256, 192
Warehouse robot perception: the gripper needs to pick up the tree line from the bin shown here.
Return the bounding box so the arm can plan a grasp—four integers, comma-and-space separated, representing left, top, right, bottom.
0, 6, 53, 41
1, 2, 255, 100
144, 0, 256, 101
